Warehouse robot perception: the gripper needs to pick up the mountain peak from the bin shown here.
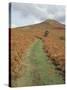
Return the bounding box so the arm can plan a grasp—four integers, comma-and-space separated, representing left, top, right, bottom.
44, 19, 61, 25
39, 19, 65, 29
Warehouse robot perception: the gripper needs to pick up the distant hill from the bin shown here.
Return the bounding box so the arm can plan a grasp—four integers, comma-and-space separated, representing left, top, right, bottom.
11, 19, 65, 30
39, 19, 65, 29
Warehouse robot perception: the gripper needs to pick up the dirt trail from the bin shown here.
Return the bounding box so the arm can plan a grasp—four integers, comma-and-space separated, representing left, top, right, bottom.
12, 39, 64, 87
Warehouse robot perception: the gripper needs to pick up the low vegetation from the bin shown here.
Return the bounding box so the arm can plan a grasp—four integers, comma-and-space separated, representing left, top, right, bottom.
59, 36, 65, 40
44, 30, 49, 37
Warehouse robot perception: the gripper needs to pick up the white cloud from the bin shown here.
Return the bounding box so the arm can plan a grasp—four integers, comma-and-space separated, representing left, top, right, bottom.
11, 24, 17, 28
11, 3, 65, 27
47, 14, 56, 19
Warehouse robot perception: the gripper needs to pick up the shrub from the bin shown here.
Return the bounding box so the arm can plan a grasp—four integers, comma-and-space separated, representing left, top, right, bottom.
44, 30, 49, 37
59, 36, 65, 40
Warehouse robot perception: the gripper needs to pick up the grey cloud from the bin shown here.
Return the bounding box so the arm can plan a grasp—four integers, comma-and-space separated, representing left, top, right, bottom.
11, 2, 65, 27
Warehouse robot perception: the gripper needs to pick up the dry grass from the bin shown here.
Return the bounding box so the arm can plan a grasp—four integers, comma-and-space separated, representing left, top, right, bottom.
11, 28, 36, 80
42, 28, 65, 74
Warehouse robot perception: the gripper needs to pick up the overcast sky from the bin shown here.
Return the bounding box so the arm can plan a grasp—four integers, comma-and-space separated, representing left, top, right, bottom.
10, 2, 65, 28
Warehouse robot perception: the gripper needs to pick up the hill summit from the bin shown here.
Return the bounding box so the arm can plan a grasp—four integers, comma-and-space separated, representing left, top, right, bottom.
40, 19, 65, 29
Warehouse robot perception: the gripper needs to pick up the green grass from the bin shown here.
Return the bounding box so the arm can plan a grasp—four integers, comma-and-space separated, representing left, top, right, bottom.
12, 39, 64, 87
29, 39, 64, 85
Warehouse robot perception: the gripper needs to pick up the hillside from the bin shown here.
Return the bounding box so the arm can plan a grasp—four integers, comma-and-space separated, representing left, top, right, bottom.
10, 19, 65, 86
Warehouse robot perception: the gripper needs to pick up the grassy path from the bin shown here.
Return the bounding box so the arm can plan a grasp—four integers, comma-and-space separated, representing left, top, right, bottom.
12, 39, 64, 87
